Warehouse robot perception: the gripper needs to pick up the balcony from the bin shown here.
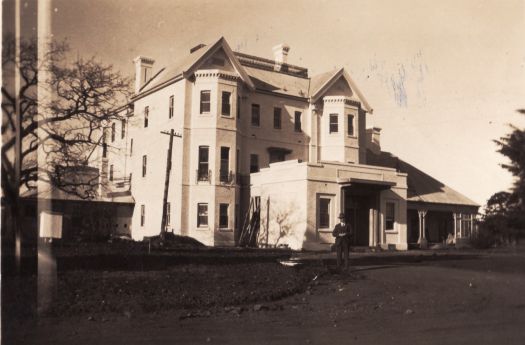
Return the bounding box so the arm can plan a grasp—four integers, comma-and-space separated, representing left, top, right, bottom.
219, 170, 235, 184
196, 169, 212, 183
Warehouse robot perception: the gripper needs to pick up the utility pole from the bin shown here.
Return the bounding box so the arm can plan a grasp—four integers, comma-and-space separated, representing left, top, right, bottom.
160, 129, 182, 239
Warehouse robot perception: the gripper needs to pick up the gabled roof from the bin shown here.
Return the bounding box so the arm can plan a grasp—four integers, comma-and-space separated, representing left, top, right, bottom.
136, 37, 254, 98
367, 150, 479, 208
134, 37, 372, 111
309, 68, 373, 113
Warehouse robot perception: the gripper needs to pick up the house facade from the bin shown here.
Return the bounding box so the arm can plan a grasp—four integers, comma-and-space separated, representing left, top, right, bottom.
102, 37, 478, 250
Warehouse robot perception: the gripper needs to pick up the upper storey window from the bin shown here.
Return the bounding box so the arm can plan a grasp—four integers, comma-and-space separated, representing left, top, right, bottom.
121, 119, 126, 139
294, 111, 302, 132
169, 95, 174, 119
273, 107, 282, 129
329, 114, 338, 133
221, 91, 231, 116
111, 123, 116, 142
144, 106, 149, 128
347, 114, 354, 136
251, 104, 260, 127
200, 90, 211, 113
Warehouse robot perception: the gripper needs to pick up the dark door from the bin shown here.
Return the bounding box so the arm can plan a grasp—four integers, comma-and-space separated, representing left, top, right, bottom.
345, 195, 370, 246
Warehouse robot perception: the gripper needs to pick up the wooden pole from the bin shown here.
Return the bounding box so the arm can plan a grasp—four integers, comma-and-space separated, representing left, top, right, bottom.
160, 129, 181, 238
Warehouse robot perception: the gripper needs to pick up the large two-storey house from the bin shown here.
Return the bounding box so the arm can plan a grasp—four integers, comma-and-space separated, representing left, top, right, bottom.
101, 37, 478, 250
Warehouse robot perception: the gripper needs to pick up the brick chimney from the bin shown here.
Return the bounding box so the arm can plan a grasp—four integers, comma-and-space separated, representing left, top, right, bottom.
273, 43, 290, 72
133, 56, 155, 94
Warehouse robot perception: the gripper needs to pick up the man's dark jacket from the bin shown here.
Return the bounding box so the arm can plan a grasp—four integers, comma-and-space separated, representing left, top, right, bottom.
332, 223, 353, 246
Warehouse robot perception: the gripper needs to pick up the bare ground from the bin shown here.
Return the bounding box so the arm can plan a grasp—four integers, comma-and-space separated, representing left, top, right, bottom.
5, 246, 525, 345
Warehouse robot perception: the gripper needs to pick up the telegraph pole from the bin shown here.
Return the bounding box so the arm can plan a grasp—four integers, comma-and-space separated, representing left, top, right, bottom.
159, 129, 182, 239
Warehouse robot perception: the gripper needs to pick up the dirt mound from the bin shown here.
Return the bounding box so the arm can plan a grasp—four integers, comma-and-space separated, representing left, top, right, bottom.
146, 233, 206, 249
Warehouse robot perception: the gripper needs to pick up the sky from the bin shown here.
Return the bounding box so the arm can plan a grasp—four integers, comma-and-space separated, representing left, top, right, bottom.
7, 0, 525, 207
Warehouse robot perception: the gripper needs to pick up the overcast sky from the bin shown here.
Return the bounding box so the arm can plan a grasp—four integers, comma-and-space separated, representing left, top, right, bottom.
8, 0, 525, 207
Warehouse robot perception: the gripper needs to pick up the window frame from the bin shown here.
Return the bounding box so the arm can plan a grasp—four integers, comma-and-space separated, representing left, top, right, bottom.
221, 91, 231, 116
317, 194, 334, 232
251, 104, 260, 127
197, 203, 208, 228
140, 205, 145, 227
329, 113, 338, 133
200, 90, 211, 114
111, 122, 116, 142
273, 107, 282, 129
294, 111, 302, 132
347, 114, 355, 137
219, 203, 229, 229
121, 119, 126, 139
385, 201, 396, 231
220, 147, 230, 182
169, 95, 174, 119
198, 146, 210, 181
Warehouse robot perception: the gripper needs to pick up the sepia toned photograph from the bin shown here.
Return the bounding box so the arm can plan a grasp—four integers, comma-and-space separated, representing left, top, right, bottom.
2, 0, 525, 344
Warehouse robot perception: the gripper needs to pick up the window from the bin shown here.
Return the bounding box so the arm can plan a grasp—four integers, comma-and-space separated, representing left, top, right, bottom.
251, 104, 260, 126
111, 123, 116, 142
198, 146, 209, 181
386, 202, 395, 230
347, 114, 354, 136
250, 154, 259, 173
294, 111, 302, 132
109, 164, 114, 181
130, 138, 133, 156
319, 198, 331, 228
220, 147, 230, 182
121, 119, 126, 139
142, 155, 147, 177
169, 95, 174, 119
329, 114, 338, 133
200, 90, 210, 113
273, 107, 282, 129
140, 205, 145, 226
221, 91, 231, 116
197, 203, 208, 227
462, 214, 473, 237
165, 202, 171, 226
219, 204, 229, 228
144, 106, 149, 127
102, 143, 107, 158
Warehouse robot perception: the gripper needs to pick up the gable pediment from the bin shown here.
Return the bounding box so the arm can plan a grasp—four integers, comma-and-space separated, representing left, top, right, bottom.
183, 38, 255, 90
310, 68, 372, 113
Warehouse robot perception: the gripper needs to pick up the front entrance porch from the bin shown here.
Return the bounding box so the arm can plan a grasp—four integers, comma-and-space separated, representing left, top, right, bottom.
341, 180, 393, 248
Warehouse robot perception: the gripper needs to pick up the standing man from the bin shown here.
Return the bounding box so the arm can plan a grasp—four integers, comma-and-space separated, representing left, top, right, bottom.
332, 213, 353, 270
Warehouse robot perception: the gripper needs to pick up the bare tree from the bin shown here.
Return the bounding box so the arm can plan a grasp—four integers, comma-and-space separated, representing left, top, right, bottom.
2, 34, 131, 202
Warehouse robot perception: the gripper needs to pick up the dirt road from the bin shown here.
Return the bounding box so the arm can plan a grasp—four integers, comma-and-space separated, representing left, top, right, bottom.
8, 248, 525, 345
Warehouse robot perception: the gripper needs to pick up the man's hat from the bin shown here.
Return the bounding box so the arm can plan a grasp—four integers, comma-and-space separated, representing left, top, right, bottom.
338, 213, 345, 219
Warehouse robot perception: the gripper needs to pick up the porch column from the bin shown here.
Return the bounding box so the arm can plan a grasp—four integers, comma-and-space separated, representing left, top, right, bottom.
452, 212, 458, 243
417, 210, 428, 249
470, 214, 475, 236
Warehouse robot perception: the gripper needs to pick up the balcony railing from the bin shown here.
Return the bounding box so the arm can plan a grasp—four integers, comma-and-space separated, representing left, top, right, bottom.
196, 169, 212, 183
219, 170, 235, 184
